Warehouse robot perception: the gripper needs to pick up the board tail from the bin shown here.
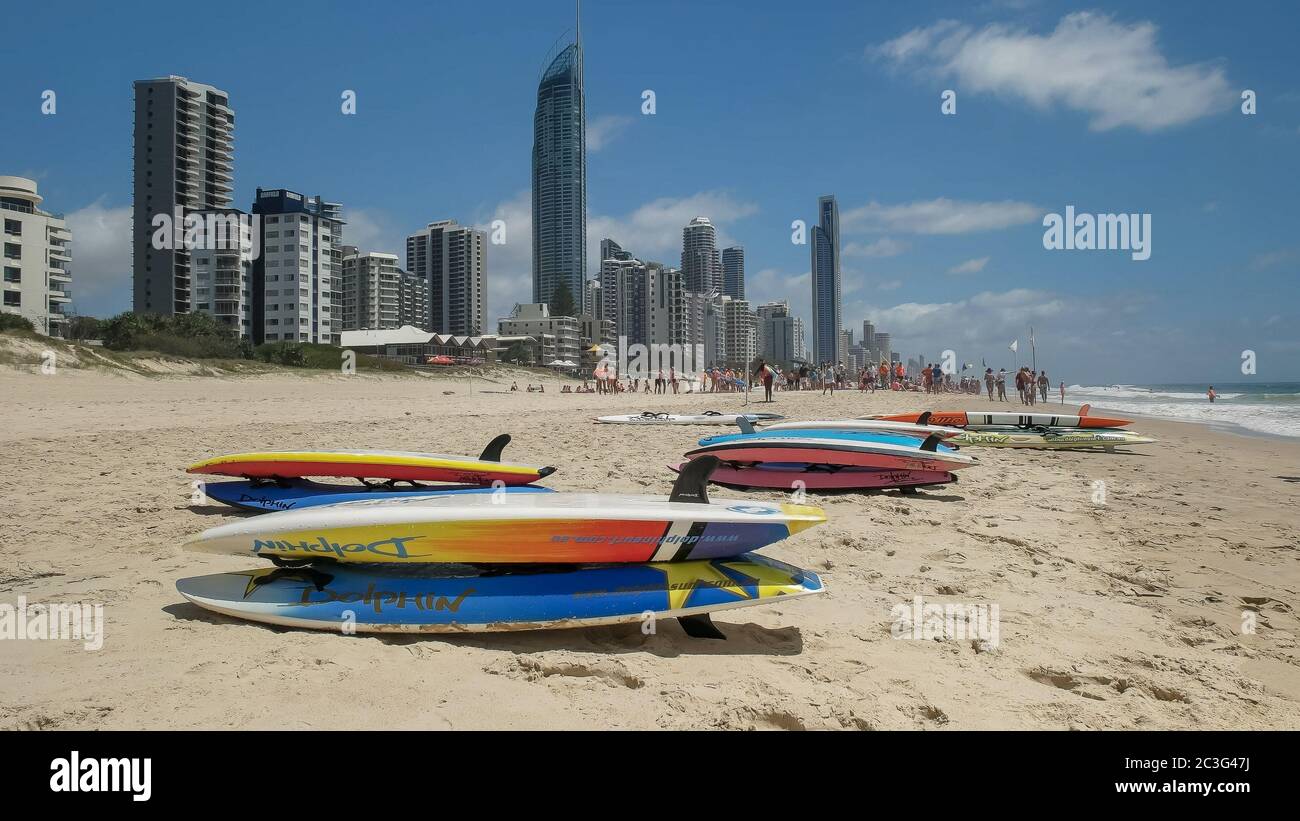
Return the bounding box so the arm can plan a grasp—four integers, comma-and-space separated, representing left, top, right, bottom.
671, 456, 719, 504
919, 433, 942, 452
478, 434, 510, 462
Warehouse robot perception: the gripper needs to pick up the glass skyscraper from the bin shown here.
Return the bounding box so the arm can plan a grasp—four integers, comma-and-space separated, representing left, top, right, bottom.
531, 10, 586, 313
810, 194, 841, 364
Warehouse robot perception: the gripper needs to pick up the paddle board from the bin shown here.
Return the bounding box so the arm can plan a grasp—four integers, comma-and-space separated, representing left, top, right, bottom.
183, 458, 826, 565
175, 552, 824, 636
952, 427, 1156, 450
200, 478, 554, 513
868, 408, 1131, 429
671, 462, 955, 491
187, 434, 555, 486
697, 428, 963, 451
686, 433, 974, 473
764, 419, 964, 439
596, 411, 784, 425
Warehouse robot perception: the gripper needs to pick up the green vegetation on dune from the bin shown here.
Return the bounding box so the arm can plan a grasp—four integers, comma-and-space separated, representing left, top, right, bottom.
1, 311, 410, 375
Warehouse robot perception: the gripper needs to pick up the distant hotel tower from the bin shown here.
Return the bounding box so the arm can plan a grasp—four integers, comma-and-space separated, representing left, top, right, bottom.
407, 220, 487, 336
810, 194, 841, 364
681, 216, 720, 293
132, 76, 235, 316
532, 3, 586, 314
722, 246, 745, 299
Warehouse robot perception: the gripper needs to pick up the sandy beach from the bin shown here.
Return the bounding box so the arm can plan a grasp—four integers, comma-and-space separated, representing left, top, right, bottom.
2, 365, 1298, 730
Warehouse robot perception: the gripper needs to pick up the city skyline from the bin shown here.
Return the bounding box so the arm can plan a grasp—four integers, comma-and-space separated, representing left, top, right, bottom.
5, 1, 1299, 382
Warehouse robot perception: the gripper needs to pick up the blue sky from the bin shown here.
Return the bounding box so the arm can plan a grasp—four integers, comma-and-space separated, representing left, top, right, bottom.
4, 0, 1298, 383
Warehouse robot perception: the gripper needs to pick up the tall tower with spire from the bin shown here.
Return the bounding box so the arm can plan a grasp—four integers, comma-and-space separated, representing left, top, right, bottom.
531, 0, 587, 314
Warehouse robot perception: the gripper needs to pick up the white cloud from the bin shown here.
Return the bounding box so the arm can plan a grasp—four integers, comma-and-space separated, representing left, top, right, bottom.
842, 198, 1039, 235
344, 207, 407, 258
872, 12, 1233, 132
587, 115, 634, 153
844, 237, 908, 258
63, 199, 131, 317
948, 256, 990, 274
473, 191, 533, 323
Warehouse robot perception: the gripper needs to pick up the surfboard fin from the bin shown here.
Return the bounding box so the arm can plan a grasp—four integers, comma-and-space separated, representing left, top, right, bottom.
678, 613, 726, 640
1079, 403, 1091, 417
917, 411, 932, 426
919, 433, 942, 452
479, 434, 510, 462
736, 416, 756, 434
670, 455, 719, 503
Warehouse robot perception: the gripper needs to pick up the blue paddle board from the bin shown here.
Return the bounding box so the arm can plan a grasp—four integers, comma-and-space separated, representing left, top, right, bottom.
697, 428, 959, 451
175, 553, 824, 635
200, 478, 553, 513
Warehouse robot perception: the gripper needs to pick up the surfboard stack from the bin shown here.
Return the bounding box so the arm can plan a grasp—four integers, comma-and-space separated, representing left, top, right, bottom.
675, 415, 974, 493
866, 406, 1157, 451
176, 443, 827, 638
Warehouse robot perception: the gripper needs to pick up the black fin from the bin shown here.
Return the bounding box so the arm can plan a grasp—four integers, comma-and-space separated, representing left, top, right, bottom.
919, 433, 942, 452
917, 411, 932, 426
678, 613, 726, 640
736, 417, 755, 434
669, 456, 719, 504
478, 434, 510, 462
254, 567, 334, 591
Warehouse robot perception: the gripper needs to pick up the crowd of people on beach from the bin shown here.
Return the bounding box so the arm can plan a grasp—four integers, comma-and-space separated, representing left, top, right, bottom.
515, 356, 1074, 404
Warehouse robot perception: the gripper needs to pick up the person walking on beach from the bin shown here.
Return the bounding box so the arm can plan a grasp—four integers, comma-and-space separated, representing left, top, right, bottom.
1059, 381, 1066, 404
1038, 370, 1049, 402
1207, 385, 1217, 403
1014, 368, 1026, 404
984, 368, 995, 400
754, 359, 775, 402
996, 368, 1008, 401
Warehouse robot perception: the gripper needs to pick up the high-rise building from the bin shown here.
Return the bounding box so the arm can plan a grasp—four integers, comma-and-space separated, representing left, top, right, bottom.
398, 270, 430, 330
189, 208, 255, 337
340, 249, 402, 331
721, 246, 745, 300
251, 188, 344, 345
531, 5, 586, 312
874, 332, 892, 367
1, 176, 72, 336
810, 194, 841, 364
598, 238, 635, 329
681, 216, 721, 293
406, 220, 487, 336
132, 76, 235, 316
754, 301, 803, 369
721, 297, 755, 370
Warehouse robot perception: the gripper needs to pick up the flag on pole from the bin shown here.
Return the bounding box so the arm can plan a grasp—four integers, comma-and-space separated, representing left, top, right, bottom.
1009, 340, 1019, 353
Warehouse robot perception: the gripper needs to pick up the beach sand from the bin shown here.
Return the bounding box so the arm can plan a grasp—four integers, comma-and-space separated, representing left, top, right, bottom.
2, 366, 1298, 730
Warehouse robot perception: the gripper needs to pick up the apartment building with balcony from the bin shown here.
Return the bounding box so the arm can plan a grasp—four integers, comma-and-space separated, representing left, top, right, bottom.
188, 208, 254, 337
132, 76, 235, 316
251, 188, 344, 345
1, 175, 73, 336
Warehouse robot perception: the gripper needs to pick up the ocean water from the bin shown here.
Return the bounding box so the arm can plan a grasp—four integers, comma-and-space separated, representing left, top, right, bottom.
1065, 383, 1300, 438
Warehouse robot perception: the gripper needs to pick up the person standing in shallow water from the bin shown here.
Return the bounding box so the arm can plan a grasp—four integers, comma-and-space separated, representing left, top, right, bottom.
1207, 386, 1217, 403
